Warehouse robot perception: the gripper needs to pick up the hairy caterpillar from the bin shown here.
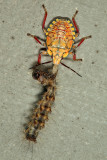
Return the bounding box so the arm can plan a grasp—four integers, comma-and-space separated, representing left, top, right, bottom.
24, 64, 58, 142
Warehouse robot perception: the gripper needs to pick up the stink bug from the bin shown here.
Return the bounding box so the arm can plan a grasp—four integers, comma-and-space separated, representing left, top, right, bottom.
27, 5, 91, 76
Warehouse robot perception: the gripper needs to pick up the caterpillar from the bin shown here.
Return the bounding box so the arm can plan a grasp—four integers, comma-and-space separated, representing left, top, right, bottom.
24, 64, 58, 142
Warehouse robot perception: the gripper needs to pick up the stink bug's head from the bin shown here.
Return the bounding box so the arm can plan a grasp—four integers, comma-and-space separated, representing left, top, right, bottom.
47, 47, 69, 65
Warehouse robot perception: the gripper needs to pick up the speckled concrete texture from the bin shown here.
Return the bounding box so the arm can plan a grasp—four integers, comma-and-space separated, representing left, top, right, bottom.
0, 0, 107, 160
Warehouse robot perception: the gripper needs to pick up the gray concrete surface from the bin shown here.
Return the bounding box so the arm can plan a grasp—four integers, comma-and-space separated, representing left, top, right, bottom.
0, 0, 107, 160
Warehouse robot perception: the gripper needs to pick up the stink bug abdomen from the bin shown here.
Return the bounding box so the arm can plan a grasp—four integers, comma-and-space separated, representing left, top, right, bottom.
46, 18, 76, 64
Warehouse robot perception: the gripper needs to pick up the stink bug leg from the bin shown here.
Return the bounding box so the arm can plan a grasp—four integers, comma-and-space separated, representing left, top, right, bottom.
73, 53, 82, 61
75, 35, 92, 48
69, 50, 82, 61
70, 35, 92, 61
27, 33, 45, 46
27, 4, 49, 65
72, 35, 92, 61
72, 10, 79, 35
42, 4, 47, 31
37, 50, 49, 64
38, 53, 41, 64
71, 10, 92, 61
27, 33, 47, 64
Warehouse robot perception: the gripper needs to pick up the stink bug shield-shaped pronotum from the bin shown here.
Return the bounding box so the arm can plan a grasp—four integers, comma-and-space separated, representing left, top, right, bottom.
27, 5, 91, 77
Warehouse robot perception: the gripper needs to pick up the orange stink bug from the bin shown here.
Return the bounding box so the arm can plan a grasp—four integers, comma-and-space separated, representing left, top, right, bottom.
27, 5, 91, 76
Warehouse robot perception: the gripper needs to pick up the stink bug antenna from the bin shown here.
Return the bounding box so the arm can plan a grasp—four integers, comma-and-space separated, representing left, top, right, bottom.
60, 62, 82, 77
